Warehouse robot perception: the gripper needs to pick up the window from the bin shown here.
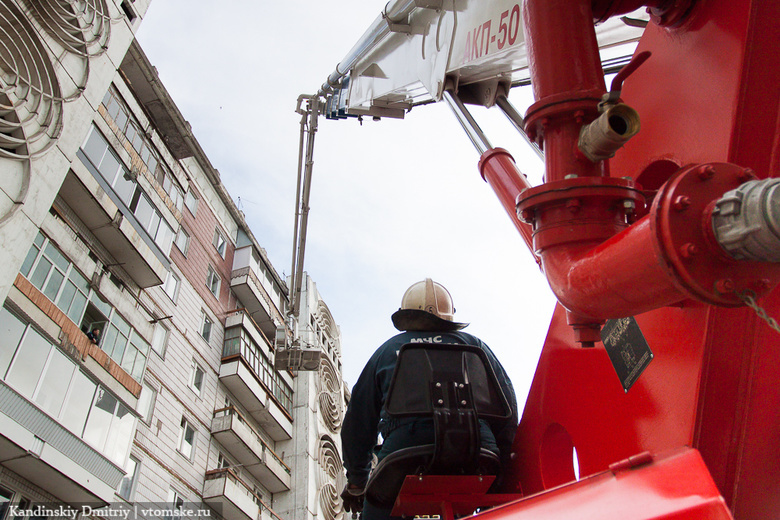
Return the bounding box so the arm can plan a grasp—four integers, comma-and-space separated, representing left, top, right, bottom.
122, 331, 150, 380
80, 127, 175, 256
0, 308, 134, 465
167, 489, 185, 514
177, 418, 195, 459
0, 486, 12, 519
163, 271, 180, 302
159, 170, 184, 212
184, 190, 198, 216
206, 265, 220, 298
83, 387, 135, 465
117, 455, 139, 500
213, 229, 227, 258
189, 361, 205, 396
151, 323, 169, 357
20, 232, 90, 325
217, 452, 231, 469
102, 88, 158, 176
174, 227, 190, 255
200, 312, 212, 343
0, 307, 27, 376
137, 385, 157, 424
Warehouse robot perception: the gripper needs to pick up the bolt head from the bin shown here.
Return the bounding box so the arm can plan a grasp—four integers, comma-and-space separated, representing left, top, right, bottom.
738, 168, 756, 182
715, 278, 735, 293
673, 195, 692, 211
679, 242, 700, 258
698, 165, 716, 180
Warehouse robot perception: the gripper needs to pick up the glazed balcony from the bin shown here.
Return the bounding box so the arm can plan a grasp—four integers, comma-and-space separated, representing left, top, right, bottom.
211, 407, 291, 493
230, 246, 285, 339
63, 160, 169, 289
0, 382, 124, 505
220, 311, 293, 441
203, 469, 283, 520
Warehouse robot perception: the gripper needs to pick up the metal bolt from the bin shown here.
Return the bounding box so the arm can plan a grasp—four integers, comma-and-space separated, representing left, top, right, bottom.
564, 174, 579, 179
518, 208, 535, 223
623, 200, 636, 214
673, 195, 692, 211
698, 165, 716, 180
574, 110, 585, 124
716, 278, 735, 294
461, 400, 467, 405
438, 399, 444, 405
567, 198, 581, 213
679, 242, 700, 258
436, 382, 441, 387
738, 168, 756, 182
458, 383, 464, 389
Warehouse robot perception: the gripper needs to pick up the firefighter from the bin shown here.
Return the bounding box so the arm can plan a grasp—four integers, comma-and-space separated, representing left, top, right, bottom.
340, 278, 519, 520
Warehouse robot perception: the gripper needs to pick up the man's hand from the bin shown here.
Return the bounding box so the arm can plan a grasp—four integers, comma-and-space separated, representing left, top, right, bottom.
340, 483, 365, 516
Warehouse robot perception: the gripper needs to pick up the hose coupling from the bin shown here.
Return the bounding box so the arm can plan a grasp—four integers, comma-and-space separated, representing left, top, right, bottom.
712, 177, 780, 262
578, 103, 641, 162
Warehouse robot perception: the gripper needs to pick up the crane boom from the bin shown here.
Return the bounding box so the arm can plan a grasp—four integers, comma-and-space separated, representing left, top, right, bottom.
320, 0, 646, 119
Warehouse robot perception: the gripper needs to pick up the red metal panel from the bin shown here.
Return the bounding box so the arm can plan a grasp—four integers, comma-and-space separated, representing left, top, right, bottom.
508, 303, 709, 493
477, 448, 732, 520
505, 1, 780, 518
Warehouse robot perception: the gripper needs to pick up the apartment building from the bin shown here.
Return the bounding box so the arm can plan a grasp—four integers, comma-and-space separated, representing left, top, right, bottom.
0, 2, 346, 519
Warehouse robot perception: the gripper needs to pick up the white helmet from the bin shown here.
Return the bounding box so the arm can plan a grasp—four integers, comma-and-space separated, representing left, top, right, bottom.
391, 278, 468, 332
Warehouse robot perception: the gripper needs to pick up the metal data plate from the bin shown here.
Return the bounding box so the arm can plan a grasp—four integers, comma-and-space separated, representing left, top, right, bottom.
601, 317, 653, 392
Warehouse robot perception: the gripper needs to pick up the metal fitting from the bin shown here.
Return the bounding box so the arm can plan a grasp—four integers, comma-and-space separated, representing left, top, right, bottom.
712, 178, 780, 262
578, 103, 641, 162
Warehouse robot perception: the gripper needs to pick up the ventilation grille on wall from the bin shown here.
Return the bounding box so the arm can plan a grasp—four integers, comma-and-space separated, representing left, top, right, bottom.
318, 357, 343, 433
0, 1, 64, 160
317, 435, 345, 520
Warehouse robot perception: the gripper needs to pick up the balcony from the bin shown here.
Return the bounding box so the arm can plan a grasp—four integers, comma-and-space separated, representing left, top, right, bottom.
0, 382, 123, 505
59, 166, 167, 289
220, 312, 292, 441
219, 358, 293, 442
211, 407, 291, 493
203, 469, 283, 520
231, 246, 284, 339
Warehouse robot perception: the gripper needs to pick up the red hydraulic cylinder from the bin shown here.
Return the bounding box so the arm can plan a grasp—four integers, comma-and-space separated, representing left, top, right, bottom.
478, 148, 535, 258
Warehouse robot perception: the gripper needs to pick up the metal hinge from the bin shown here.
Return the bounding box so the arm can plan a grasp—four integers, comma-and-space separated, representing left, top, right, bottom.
608, 451, 653, 474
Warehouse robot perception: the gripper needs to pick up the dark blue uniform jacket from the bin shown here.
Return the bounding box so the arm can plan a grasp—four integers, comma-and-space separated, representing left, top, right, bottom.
342, 330, 519, 487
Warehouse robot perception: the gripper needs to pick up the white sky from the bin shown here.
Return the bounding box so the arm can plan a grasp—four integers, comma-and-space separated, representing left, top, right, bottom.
136, 0, 558, 408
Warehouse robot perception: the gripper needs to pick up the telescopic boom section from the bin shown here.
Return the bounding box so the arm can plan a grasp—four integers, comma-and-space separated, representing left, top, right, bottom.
289, 95, 319, 319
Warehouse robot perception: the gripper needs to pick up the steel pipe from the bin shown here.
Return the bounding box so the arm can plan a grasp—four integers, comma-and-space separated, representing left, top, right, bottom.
523, 0, 607, 182
443, 90, 493, 155
495, 95, 544, 162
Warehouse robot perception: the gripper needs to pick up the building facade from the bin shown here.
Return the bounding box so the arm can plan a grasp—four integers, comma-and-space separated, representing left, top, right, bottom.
0, 1, 346, 519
